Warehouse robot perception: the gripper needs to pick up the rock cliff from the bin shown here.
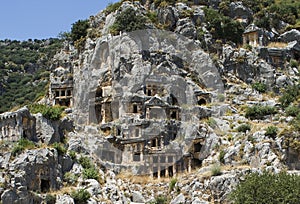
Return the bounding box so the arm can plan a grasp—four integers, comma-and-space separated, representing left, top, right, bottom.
0, 0, 300, 203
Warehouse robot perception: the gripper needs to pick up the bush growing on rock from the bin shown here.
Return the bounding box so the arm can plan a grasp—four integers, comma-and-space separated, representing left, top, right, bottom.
52, 142, 67, 156
70, 20, 89, 43
245, 105, 277, 120
64, 172, 78, 185
279, 84, 300, 108
251, 82, 267, 93
229, 171, 300, 204
286, 105, 300, 117
211, 163, 222, 176
169, 178, 177, 192
12, 138, 36, 156
78, 156, 93, 169
82, 167, 99, 180
150, 195, 168, 204
71, 189, 91, 204
110, 8, 147, 35
264, 126, 278, 138
236, 124, 251, 133
29, 104, 65, 121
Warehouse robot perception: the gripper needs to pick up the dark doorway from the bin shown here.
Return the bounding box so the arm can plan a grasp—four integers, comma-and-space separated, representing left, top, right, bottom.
41, 179, 50, 193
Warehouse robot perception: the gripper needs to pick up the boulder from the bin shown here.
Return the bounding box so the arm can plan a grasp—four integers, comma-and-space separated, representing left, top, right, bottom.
56, 194, 74, 204
170, 193, 185, 204
158, 6, 179, 30
175, 18, 197, 39
132, 191, 145, 203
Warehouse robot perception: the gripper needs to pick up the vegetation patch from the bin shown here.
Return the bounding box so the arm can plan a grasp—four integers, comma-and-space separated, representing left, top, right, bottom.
12, 138, 36, 156
110, 8, 147, 35
29, 104, 65, 121
236, 124, 251, 133
264, 126, 278, 138
71, 188, 91, 204
230, 171, 300, 204
211, 163, 222, 176
251, 82, 267, 93
245, 105, 277, 120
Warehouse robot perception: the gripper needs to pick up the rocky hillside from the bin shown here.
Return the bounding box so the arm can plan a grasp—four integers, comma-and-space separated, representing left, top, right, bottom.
0, 0, 300, 203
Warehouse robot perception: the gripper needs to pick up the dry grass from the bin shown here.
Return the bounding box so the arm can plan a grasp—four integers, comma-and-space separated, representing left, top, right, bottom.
48, 186, 76, 196
116, 170, 171, 185
267, 42, 288, 48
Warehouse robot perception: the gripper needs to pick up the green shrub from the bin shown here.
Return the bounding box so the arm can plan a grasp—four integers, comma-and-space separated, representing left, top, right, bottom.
211, 164, 222, 176
69, 151, 77, 160
251, 82, 267, 93
71, 189, 91, 204
12, 138, 35, 156
82, 167, 99, 180
204, 7, 244, 44
29, 104, 65, 121
70, 20, 89, 43
207, 117, 217, 128
245, 105, 277, 120
279, 84, 300, 108
78, 156, 93, 169
286, 105, 300, 116
64, 172, 78, 185
290, 59, 299, 68
169, 178, 177, 191
265, 126, 278, 138
291, 113, 300, 131
146, 11, 159, 25
236, 124, 251, 133
154, 0, 176, 7
45, 194, 56, 204
229, 171, 300, 204
110, 8, 147, 35
219, 150, 226, 164
52, 142, 67, 155
151, 195, 168, 204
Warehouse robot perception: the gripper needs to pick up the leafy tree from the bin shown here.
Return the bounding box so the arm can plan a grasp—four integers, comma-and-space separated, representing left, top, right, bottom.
204, 8, 244, 44
230, 171, 300, 204
70, 20, 90, 43
110, 8, 147, 35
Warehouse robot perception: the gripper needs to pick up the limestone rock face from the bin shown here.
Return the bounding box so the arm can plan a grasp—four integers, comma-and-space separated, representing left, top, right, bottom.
35, 114, 73, 144
5, 148, 62, 202
280, 29, 300, 43
221, 45, 275, 85
158, 6, 179, 30
72, 29, 223, 174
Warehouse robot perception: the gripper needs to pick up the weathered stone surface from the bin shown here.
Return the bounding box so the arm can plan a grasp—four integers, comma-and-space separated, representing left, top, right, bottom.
158, 6, 179, 30
132, 191, 145, 203
56, 194, 74, 204
175, 18, 196, 39
35, 114, 73, 144
229, 1, 253, 23
280, 29, 300, 43
170, 193, 185, 204
8, 148, 62, 195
